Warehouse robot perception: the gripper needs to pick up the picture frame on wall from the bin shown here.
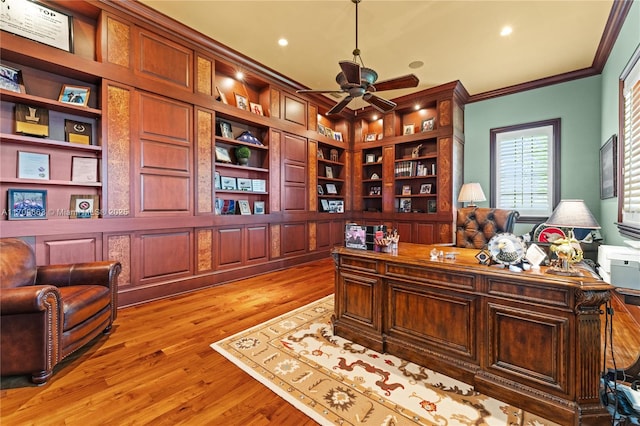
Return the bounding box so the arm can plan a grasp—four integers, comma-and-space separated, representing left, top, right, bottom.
403, 124, 414, 135
216, 86, 228, 104
0, 63, 25, 93
7, 188, 47, 220
1, 0, 73, 52
58, 84, 90, 106
599, 134, 617, 199
215, 146, 232, 163
249, 102, 263, 116
421, 118, 435, 132
69, 194, 99, 219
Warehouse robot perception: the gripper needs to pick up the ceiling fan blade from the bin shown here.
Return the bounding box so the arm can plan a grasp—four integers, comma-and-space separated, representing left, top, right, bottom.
339, 61, 361, 85
363, 93, 397, 113
297, 89, 346, 94
372, 74, 419, 92
327, 96, 353, 115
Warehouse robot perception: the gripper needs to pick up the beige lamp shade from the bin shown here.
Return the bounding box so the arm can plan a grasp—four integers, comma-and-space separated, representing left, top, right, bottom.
458, 183, 486, 207
544, 199, 601, 229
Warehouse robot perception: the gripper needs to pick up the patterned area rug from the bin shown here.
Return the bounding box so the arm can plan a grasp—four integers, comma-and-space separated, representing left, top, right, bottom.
211, 296, 562, 426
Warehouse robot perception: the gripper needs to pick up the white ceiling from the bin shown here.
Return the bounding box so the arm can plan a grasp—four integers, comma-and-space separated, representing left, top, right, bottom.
138, 0, 614, 109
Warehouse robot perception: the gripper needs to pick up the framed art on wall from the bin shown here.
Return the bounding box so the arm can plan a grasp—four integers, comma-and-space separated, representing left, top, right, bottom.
59, 84, 90, 106
17, 151, 49, 180
599, 134, 617, 199
69, 194, 99, 219
0, 63, 25, 93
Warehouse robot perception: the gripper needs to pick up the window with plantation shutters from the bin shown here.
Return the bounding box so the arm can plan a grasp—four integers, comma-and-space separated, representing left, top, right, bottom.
490, 119, 560, 223
619, 45, 640, 238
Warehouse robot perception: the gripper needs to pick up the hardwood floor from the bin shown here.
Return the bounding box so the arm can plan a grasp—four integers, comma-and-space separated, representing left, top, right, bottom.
1, 257, 638, 425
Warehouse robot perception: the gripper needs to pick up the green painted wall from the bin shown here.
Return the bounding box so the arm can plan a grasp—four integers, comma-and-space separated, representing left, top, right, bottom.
599, 0, 639, 246
464, 1, 639, 244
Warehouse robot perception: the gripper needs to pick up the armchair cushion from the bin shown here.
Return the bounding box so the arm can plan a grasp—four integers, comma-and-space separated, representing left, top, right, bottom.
0, 238, 120, 384
456, 207, 520, 249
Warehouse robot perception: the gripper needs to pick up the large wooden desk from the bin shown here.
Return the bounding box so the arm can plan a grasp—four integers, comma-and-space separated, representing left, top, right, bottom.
332, 243, 614, 426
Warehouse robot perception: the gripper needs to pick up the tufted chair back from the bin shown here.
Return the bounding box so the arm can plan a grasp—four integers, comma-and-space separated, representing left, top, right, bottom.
0, 238, 37, 288
455, 207, 519, 249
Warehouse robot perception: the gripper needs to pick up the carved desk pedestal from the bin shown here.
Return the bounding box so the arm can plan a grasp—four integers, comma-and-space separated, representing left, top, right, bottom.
332, 243, 613, 426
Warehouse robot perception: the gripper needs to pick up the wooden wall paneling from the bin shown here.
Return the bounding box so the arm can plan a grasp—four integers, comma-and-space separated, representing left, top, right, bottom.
281, 222, 306, 256
195, 54, 214, 97
316, 221, 331, 249
196, 108, 213, 214
107, 234, 132, 289
343, 149, 352, 211
99, 13, 132, 67
353, 149, 363, 212
270, 88, 281, 119
217, 227, 243, 268
136, 92, 192, 215
196, 228, 214, 272
105, 81, 133, 218
281, 133, 307, 212
269, 130, 282, 213
383, 112, 398, 138
414, 222, 435, 245
138, 230, 192, 283
438, 99, 452, 127
308, 104, 318, 132
37, 235, 103, 265
282, 92, 307, 127
134, 28, 193, 91
395, 222, 414, 243
271, 224, 281, 259
246, 225, 268, 263
331, 219, 345, 246
382, 145, 395, 213
308, 140, 318, 212
438, 137, 452, 214
308, 221, 317, 252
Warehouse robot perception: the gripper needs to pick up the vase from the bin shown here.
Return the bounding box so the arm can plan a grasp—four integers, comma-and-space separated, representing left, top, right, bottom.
238, 157, 249, 166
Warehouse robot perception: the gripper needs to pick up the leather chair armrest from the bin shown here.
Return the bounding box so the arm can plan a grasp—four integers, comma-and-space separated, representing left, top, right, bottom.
35, 261, 122, 289
0, 285, 61, 315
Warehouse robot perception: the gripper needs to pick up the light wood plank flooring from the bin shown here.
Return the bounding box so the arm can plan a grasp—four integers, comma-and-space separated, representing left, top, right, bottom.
1, 257, 638, 425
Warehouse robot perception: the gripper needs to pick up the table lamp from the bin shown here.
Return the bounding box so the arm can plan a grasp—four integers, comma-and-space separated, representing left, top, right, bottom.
458, 183, 486, 207
544, 199, 601, 276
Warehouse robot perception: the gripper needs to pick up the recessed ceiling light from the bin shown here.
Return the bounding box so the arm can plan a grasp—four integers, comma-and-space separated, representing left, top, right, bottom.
235, 71, 244, 80
408, 61, 424, 69
278, 38, 288, 47
500, 26, 513, 36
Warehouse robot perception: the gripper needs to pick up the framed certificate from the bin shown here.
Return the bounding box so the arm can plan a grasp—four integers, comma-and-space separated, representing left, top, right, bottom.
71, 157, 99, 183
18, 151, 49, 180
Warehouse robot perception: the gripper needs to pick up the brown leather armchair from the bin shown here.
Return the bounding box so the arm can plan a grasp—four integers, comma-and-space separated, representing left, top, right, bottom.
455, 207, 520, 249
0, 238, 121, 384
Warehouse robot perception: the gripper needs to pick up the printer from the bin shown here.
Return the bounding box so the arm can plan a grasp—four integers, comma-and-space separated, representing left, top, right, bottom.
597, 241, 640, 289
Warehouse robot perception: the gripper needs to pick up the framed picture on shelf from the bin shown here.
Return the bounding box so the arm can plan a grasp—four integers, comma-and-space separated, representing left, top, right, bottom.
237, 178, 252, 191
234, 93, 249, 110
218, 120, 233, 139
317, 149, 324, 159
402, 185, 412, 195
333, 131, 343, 142
58, 84, 90, 106
320, 199, 330, 212
237, 200, 251, 215
400, 198, 412, 212
71, 156, 99, 183
254, 201, 265, 214
317, 123, 326, 136
215, 146, 232, 163
215, 198, 224, 215
420, 183, 432, 194
216, 86, 228, 104
7, 189, 47, 220
365, 153, 376, 163
365, 133, 376, 142
0, 64, 25, 93
214, 172, 221, 189
64, 120, 92, 145
251, 179, 266, 193
249, 102, 263, 116
377, 133, 383, 140
69, 194, 99, 219
599, 134, 617, 199
325, 183, 338, 194
369, 186, 381, 196
324, 128, 334, 139
325, 166, 333, 179
15, 104, 49, 137
221, 176, 237, 190
403, 124, 414, 135
317, 185, 324, 195
17, 151, 49, 180
427, 199, 437, 213
421, 118, 435, 132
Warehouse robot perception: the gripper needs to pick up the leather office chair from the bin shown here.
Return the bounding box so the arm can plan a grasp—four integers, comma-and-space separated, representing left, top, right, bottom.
0, 238, 121, 384
455, 207, 520, 249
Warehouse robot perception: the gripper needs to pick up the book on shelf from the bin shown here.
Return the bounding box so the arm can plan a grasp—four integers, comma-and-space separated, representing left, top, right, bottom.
221, 199, 236, 215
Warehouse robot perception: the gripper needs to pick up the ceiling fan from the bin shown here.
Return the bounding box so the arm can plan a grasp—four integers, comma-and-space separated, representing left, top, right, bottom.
297, 0, 419, 115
